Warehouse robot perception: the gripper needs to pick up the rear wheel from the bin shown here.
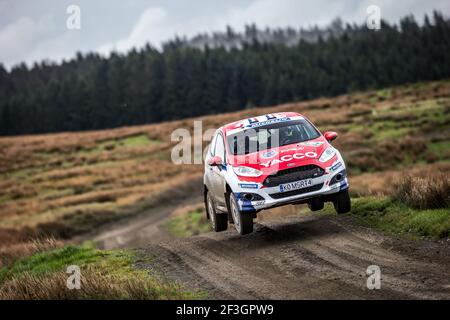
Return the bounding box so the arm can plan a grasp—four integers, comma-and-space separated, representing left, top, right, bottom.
308, 197, 324, 211
333, 189, 351, 214
206, 192, 227, 232
230, 193, 253, 235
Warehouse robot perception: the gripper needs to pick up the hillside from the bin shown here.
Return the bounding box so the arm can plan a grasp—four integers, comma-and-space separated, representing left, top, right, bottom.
1, 13, 450, 135
0, 80, 449, 299
0, 79, 449, 258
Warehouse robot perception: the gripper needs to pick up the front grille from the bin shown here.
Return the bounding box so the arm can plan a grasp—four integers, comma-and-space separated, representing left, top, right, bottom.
263, 165, 325, 187
269, 183, 324, 199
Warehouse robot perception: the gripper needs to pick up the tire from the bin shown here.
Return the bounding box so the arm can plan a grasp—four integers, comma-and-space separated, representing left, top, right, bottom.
333, 189, 351, 214
206, 192, 228, 232
308, 197, 324, 211
229, 193, 253, 235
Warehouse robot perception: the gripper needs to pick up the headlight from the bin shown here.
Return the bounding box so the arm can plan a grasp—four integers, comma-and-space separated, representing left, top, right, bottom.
233, 166, 263, 177
319, 147, 336, 163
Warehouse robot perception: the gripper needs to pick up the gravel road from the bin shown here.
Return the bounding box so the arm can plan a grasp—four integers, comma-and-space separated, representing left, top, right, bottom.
139, 214, 450, 299
81, 177, 450, 299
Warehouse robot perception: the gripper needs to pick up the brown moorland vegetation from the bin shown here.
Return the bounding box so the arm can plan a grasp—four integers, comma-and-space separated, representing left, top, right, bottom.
0, 80, 449, 264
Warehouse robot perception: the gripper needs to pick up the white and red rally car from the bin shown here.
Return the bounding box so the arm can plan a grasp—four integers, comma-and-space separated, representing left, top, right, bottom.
204, 112, 350, 235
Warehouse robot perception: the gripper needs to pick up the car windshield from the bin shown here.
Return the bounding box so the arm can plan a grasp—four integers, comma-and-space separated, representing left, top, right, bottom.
227, 119, 320, 155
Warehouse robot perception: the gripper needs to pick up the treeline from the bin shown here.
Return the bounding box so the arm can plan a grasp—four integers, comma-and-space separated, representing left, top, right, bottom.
1, 12, 450, 135
185, 18, 346, 50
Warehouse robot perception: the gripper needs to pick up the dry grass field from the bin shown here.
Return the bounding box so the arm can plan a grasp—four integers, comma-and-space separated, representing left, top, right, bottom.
1, 80, 449, 266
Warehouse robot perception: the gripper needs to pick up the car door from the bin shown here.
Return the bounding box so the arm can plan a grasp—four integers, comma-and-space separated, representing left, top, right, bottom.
205, 132, 217, 192
210, 132, 227, 206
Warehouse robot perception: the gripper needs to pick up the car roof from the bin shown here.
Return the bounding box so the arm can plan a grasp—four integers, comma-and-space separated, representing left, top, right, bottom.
221, 112, 305, 136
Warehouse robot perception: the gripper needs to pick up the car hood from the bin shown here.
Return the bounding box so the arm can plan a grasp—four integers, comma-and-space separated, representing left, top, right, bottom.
228, 136, 330, 175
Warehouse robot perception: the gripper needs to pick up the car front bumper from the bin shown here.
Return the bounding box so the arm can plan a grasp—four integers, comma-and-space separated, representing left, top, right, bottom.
234, 170, 349, 212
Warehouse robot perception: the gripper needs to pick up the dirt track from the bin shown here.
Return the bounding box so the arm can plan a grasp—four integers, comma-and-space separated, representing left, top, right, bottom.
138, 214, 450, 299
77, 177, 204, 249
91, 195, 203, 249
82, 177, 450, 300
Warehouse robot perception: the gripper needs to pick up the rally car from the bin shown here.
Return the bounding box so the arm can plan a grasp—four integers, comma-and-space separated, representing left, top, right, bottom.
204, 112, 350, 235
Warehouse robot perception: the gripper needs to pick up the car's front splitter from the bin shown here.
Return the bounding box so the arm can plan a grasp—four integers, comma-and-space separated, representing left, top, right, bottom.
235, 177, 348, 212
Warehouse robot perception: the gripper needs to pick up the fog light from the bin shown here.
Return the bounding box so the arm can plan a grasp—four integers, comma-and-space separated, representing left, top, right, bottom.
330, 169, 347, 185
243, 193, 255, 201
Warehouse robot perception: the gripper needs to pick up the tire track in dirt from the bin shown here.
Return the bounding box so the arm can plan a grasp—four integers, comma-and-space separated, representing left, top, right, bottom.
139, 214, 450, 299
75, 176, 449, 299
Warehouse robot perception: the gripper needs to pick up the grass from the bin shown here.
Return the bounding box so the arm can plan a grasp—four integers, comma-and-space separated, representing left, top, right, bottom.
375, 127, 411, 140
120, 134, 156, 147
0, 244, 200, 299
329, 172, 450, 239
0, 80, 448, 299
0, 79, 449, 266
337, 197, 450, 239
41, 134, 159, 157
429, 141, 450, 160
162, 208, 210, 238
0, 246, 100, 281
392, 174, 449, 209
82, 134, 157, 154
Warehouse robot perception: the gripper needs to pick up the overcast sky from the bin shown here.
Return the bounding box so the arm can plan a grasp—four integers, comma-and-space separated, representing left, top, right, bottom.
0, 0, 449, 69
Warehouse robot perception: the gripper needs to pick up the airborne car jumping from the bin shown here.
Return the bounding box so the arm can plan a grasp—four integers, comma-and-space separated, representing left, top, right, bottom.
204, 112, 350, 235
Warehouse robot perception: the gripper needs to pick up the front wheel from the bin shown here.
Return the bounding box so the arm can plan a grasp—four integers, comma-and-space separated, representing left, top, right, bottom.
333, 189, 351, 214
229, 193, 253, 235
308, 197, 324, 211
206, 192, 228, 232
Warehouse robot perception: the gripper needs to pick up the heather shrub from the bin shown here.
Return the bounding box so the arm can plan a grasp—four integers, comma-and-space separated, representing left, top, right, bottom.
392, 174, 449, 209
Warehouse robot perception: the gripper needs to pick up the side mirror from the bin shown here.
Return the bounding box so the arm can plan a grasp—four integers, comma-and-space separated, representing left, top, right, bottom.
324, 131, 338, 142
208, 156, 223, 167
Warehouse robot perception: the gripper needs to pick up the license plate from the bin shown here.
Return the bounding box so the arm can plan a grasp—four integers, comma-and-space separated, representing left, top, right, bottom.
279, 179, 313, 193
